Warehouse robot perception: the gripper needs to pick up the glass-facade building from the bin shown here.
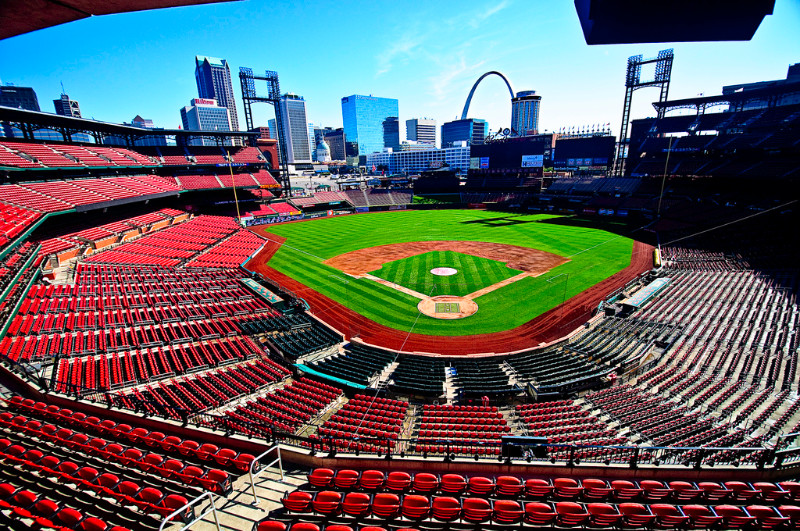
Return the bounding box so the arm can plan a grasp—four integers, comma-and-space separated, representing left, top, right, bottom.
511, 90, 541, 136
383, 117, 400, 150
341, 95, 399, 156
0, 86, 40, 111
195, 56, 240, 133
180, 98, 233, 146
441, 118, 487, 147
277, 93, 311, 163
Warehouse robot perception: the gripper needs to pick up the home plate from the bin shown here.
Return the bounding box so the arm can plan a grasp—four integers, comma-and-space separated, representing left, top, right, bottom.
431, 267, 457, 276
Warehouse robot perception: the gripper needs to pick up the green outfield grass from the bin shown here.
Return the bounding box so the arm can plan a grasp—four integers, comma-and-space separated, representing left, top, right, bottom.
262, 210, 633, 336
370, 250, 521, 297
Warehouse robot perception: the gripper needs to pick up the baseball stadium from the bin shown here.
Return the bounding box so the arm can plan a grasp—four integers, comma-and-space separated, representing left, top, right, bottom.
0, 1, 799, 531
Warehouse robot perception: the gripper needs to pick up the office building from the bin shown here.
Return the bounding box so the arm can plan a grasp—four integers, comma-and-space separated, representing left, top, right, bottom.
324, 129, 346, 161
341, 94, 399, 155
511, 90, 541, 136
441, 118, 487, 147
53, 93, 81, 117
277, 93, 311, 163
366, 143, 471, 174
0, 85, 40, 111
406, 118, 436, 146
249, 126, 271, 140
383, 116, 400, 150
179, 98, 233, 146
195, 56, 240, 137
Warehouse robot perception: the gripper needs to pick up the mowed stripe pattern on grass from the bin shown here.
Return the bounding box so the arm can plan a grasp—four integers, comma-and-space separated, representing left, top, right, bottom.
262, 210, 633, 336
371, 251, 521, 297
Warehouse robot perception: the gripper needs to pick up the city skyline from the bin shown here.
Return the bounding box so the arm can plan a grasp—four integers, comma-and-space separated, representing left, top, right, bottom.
0, 0, 798, 143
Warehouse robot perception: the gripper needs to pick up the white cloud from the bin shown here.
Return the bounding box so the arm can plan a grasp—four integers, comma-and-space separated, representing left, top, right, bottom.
376, 31, 425, 76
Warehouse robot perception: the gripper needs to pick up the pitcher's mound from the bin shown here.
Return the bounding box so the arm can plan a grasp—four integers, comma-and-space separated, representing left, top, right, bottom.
418, 295, 478, 320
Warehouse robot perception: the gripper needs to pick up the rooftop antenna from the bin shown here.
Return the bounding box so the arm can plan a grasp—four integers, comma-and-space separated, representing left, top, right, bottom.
60, 81, 66, 95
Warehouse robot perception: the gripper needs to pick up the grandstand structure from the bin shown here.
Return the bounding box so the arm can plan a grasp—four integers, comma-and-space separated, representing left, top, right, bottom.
626, 81, 800, 179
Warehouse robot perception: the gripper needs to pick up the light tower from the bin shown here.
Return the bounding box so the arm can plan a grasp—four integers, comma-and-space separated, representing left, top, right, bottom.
614, 49, 674, 176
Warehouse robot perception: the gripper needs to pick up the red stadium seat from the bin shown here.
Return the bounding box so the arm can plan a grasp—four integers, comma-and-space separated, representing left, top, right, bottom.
281, 491, 313, 513
525, 478, 554, 498
612, 480, 643, 501
333, 469, 359, 490
714, 505, 757, 528
746, 505, 790, 529
386, 471, 411, 493
341, 492, 370, 518
412, 473, 439, 494
682, 504, 722, 528
312, 491, 342, 516
256, 522, 287, 531
467, 475, 495, 496
619, 502, 656, 528
492, 499, 524, 524
431, 496, 460, 522
587, 502, 622, 527
371, 493, 400, 519
401, 494, 430, 521
440, 473, 467, 495
650, 504, 689, 528
496, 475, 524, 496
524, 502, 557, 526
358, 470, 385, 491
462, 497, 492, 523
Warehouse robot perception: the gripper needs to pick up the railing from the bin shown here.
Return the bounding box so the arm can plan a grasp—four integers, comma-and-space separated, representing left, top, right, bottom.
248, 445, 285, 505
158, 491, 219, 531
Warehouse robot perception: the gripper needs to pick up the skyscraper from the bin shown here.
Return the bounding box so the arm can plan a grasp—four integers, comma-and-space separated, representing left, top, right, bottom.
277, 93, 311, 163
179, 98, 232, 146
341, 95, 399, 156
53, 93, 81, 117
511, 90, 541, 136
0, 85, 40, 111
441, 118, 487, 147
406, 118, 436, 146
383, 117, 400, 151
195, 56, 240, 133
324, 129, 346, 161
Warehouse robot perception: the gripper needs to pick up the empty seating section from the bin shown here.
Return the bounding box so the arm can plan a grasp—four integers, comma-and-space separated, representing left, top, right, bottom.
270, 202, 299, 215
0, 204, 40, 247
312, 344, 395, 386
0, 184, 73, 212
1, 396, 256, 522
217, 172, 258, 188
241, 314, 342, 360
190, 147, 227, 165
231, 146, 265, 163
224, 378, 341, 436
268, 467, 800, 531
111, 355, 291, 419
0, 242, 40, 306
341, 188, 413, 208
84, 215, 239, 266
0, 176, 181, 213
450, 359, 515, 397
0, 141, 83, 167
390, 356, 446, 395
506, 347, 609, 395
0, 143, 42, 167
516, 401, 627, 456
184, 229, 265, 268
288, 191, 352, 209
175, 174, 223, 190
251, 170, 281, 187
315, 394, 408, 453
414, 405, 511, 456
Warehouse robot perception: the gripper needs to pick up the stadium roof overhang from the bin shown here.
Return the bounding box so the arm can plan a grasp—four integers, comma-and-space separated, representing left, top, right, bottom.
1, 0, 239, 40
574, 0, 775, 45
0, 106, 258, 145
652, 81, 800, 114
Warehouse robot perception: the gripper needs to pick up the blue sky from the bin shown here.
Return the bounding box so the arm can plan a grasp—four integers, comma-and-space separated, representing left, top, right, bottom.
1, 0, 798, 143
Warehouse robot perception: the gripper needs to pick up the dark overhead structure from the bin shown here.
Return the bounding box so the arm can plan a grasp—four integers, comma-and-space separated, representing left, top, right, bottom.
0, 106, 257, 146
574, 0, 775, 45
1, 0, 237, 40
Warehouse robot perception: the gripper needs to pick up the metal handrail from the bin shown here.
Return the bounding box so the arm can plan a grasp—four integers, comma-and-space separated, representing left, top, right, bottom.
249, 444, 285, 505
159, 491, 220, 531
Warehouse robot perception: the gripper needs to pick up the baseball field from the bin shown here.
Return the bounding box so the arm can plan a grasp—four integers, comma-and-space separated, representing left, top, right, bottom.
252, 210, 635, 337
